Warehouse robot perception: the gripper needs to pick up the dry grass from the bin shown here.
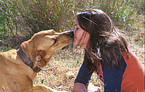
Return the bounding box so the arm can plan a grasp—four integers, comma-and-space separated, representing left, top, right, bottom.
33, 46, 105, 91
33, 41, 144, 91
34, 47, 86, 91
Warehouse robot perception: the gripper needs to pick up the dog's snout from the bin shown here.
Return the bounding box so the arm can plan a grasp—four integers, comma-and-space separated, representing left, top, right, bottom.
69, 31, 74, 38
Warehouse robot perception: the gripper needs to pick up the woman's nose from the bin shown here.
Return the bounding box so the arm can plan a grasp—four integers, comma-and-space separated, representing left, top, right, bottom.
73, 28, 76, 34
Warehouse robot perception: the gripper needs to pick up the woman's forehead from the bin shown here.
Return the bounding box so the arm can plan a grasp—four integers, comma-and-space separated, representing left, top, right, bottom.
75, 20, 80, 26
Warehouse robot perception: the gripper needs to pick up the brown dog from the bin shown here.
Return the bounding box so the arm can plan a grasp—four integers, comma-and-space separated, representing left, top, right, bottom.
0, 29, 73, 92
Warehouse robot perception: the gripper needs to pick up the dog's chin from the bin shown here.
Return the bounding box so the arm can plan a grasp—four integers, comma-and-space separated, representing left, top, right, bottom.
62, 41, 73, 50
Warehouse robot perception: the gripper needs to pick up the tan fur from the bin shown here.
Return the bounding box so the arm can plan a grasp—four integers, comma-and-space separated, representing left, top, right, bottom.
0, 29, 73, 92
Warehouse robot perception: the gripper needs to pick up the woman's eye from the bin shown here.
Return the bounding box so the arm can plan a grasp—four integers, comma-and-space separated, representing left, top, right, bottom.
53, 39, 57, 45
76, 28, 79, 30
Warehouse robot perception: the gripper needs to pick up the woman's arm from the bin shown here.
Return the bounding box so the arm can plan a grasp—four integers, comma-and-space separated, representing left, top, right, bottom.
74, 61, 94, 92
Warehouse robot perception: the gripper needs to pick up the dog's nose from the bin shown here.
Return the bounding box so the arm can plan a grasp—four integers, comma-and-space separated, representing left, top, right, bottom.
69, 31, 74, 38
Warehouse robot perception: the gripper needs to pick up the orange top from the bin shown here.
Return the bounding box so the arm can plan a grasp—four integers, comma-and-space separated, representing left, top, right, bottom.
74, 50, 144, 92
121, 50, 144, 92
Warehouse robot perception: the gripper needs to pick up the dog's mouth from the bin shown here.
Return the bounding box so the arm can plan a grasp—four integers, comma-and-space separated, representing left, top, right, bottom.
62, 46, 67, 50
62, 39, 73, 50
62, 45, 69, 50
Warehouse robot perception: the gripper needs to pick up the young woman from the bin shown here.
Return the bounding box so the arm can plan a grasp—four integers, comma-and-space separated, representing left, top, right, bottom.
73, 9, 144, 92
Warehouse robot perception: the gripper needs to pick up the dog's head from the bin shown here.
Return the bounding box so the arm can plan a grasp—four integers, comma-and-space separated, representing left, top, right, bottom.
21, 29, 74, 68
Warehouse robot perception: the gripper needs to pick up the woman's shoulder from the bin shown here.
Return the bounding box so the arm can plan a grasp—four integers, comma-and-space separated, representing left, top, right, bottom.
122, 49, 143, 69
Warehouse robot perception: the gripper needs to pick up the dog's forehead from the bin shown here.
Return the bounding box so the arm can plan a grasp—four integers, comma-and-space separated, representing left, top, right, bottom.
36, 29, 56, 34
46, 29, 57, 34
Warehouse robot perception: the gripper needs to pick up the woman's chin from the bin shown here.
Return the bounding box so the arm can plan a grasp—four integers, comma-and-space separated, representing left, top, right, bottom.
73, 42, 86, 49
73, 42, 78, 46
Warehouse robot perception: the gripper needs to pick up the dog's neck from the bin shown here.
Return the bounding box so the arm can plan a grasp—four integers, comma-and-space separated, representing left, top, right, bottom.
19, 41, 42, 72
20, 41, 33, 61
20, 40, 51, 71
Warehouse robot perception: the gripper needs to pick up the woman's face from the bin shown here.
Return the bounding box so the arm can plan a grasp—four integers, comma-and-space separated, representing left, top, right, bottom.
73, 20, 90, 49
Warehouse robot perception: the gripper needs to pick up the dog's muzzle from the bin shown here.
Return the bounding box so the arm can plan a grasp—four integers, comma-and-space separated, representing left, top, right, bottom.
62, 31, 74, 50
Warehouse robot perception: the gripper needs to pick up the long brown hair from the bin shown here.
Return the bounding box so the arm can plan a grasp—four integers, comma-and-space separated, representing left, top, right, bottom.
76, 9, 129, 71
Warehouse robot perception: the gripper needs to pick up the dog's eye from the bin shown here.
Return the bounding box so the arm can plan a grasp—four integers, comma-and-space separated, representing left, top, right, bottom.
53, 39, 57, 45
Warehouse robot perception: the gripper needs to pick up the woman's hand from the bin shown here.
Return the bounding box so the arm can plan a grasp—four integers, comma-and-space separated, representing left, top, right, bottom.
74, 83, 101, 92
74, 83, 87, 92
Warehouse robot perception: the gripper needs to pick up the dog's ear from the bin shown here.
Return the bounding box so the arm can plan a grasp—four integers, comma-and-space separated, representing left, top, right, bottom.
37, 50, 47, 57
33, 50, 47, 68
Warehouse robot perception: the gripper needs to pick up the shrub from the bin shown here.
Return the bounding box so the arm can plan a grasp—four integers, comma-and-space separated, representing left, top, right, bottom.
0, 0, 144, 50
